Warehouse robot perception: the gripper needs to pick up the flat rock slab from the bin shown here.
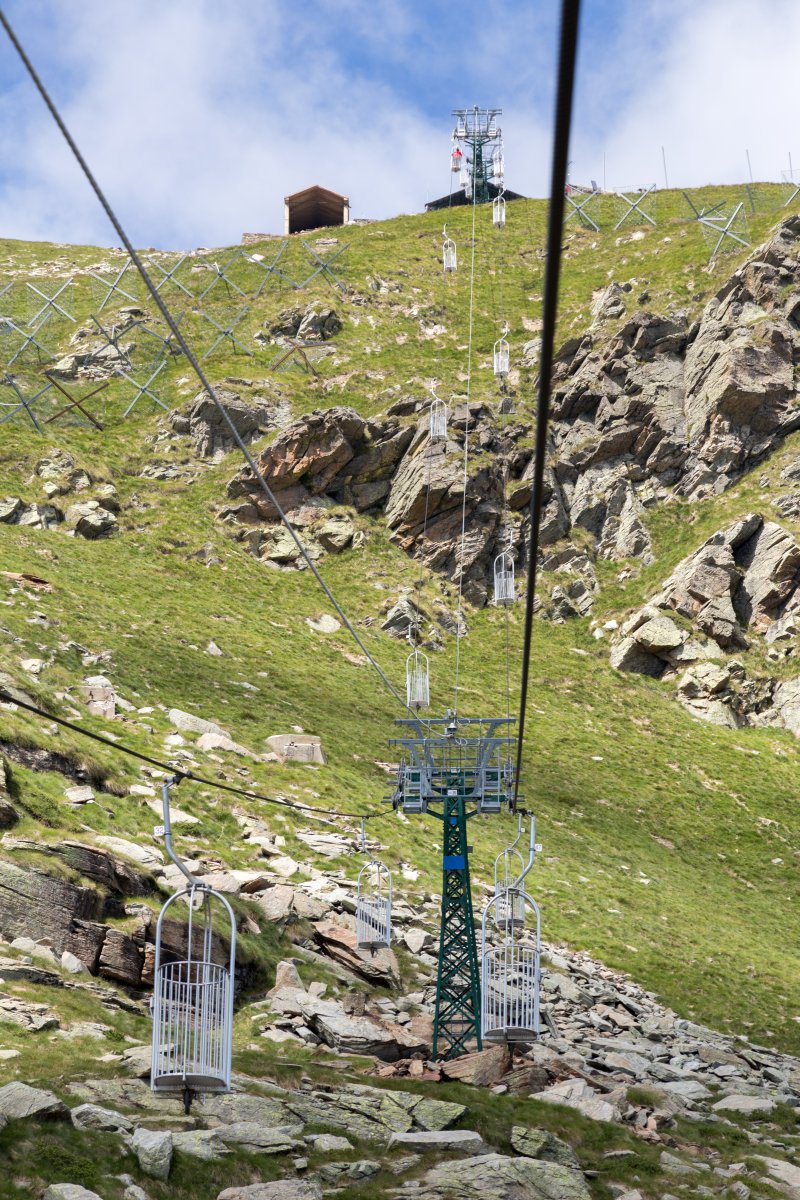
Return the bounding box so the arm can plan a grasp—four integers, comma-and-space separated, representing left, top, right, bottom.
70, 1103, 133, 1132
172, 1129, 229, 1160
755, 1155, 800, 1198
532, 1079, 621, 1123
511, 1127, 581, 1170
0, 1082, 67, 1120
203, 1092, 295, 1127
43, 1188, 104, 1200
284, 1084, 465, 1141
214, 1122, 302, 1153
712, 1093, 776, 1115
218, 1183, 323, 1200
95, 836, 163, 868
389, 1129, 487, 1154
440, 1045, 510, 1087
67, 1077, 177, 1114
404, 1153, 592, 1199
659, 1079, 712, 1103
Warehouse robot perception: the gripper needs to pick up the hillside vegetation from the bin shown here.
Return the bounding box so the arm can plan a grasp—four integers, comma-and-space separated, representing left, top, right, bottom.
0, 179, 799, 1116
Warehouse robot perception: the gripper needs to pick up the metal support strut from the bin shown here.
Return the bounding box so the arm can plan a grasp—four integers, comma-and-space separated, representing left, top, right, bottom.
432, 789, 482, 1060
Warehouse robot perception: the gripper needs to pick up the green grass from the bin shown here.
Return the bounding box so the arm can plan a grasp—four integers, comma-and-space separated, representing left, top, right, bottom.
1, 181, 800, 1086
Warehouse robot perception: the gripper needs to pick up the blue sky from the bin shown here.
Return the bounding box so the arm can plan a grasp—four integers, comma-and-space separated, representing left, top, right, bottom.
0, 0, 797, 248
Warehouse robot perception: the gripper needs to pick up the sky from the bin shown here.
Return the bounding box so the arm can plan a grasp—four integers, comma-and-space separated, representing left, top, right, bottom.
0, 0, 798, 249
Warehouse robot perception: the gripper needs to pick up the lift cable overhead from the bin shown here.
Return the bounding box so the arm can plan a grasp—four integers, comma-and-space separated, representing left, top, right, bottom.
0, 8, 410, 719
0, 686, 387, 822
513, 0, 582, 806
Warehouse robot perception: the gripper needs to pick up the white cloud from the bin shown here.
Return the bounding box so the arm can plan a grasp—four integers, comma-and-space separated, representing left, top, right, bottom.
569, 0, 800, 191
0, 0, 798, 248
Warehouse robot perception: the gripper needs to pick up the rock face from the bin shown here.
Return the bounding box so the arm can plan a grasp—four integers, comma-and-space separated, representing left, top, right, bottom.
0, 759, 17, 828
170, 387, 288, 458
608, 513, 800, 730
550, 218, 800, 542
0, 850, 233, 990
269, 302, 342, 342
227, 406, 414, 517
213, 221, 800, 612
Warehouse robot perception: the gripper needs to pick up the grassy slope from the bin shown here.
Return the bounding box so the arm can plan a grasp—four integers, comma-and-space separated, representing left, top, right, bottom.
0, 181, 799, 1072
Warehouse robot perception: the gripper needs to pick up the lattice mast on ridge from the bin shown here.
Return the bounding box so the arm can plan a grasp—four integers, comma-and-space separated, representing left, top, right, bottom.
451, 106, 504, 205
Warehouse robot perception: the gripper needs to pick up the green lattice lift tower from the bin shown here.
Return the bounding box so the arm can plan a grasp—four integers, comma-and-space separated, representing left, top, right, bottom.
426, 106, 525, 214
389, 713, 516, 1060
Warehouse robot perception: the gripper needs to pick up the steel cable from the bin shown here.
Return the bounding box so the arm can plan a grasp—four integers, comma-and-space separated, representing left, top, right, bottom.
513, 0, 582, 804
0, 9, 409, 715
0, 685, 385, 821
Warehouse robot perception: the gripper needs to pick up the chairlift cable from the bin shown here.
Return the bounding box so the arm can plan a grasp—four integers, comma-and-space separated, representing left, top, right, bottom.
451, 157, 479, 717
0, 685, 388, 822
0, 9, 409, 717
513, 0, 582, 805
487, 163, 516, 729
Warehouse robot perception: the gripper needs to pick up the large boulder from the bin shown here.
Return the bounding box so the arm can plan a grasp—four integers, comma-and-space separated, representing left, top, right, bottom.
0, 1082, 67, 1120
171, 387, 286, 457
299, 996, 427, 1061
312, 919, 399, 987
408, 1153, 592, 1199
131, 1127, 173, 1180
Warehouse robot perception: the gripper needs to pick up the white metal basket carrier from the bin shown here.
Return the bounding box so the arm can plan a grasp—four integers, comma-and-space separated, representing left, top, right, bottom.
355, 818, 393, 950
480, 816, 541, 1043
151, 778, 236, 1112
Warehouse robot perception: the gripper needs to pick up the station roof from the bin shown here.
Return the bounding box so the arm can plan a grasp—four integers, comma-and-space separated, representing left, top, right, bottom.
284, 185, 349, 234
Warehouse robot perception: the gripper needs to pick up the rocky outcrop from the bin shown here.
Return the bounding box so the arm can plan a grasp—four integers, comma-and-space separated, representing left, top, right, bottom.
170, 387, 290, 458
0, 848, 239, 991
680, 221, 800, 497
224, 406, 414, 565
268, 303, 342, 342
546, 216, 800, 570
385, 433, 505, 605
405, 1153, 592, 1200
225, 404, 512, 602
608, 513, 800, 730
0, 497, 63, 530
227, 406, 414, 515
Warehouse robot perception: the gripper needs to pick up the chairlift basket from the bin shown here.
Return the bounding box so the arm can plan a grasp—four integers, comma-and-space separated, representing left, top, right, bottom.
429, 393, 448, 443
406, 648, 430, 710
150, 778, 236, 1112
151, 883, 236, 1103
480, 889, 541, 1043
443, 236, 457, 274
493, 550, 515, 606
493, 337, 510, 378
492, 195, 506, 228
356, 852, 392, 950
